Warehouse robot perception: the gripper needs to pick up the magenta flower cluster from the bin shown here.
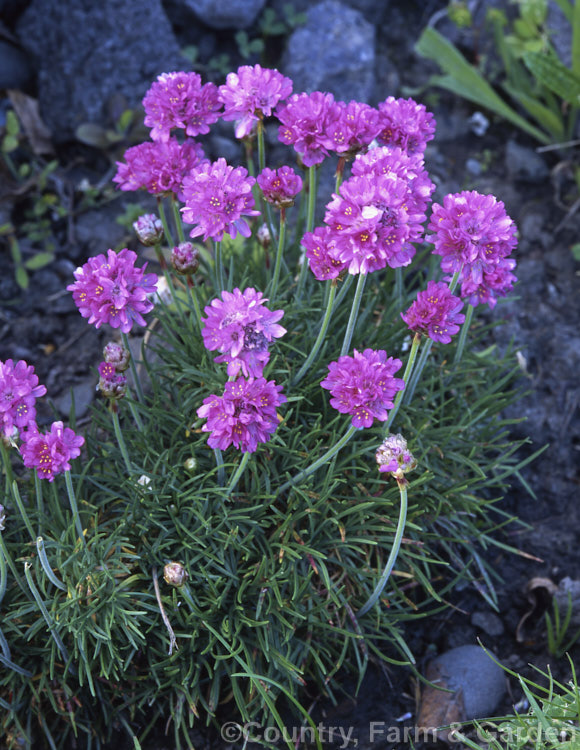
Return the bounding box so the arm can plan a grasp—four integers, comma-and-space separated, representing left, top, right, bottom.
197, 377, 286, 453
376, 96, 436, 155
302, 226, 348, 281
428, 190, 518, 308
401, 280, 465, 344
201, 287, 286, 378
0, 359, 47, 440
113, 138, 207, 198
143, 71, 222, 141
321, 349, 405, 428
218, 64, 293, 139
181, 158, 259, 242
67, 248, 158, 333
257, 166, 303, 208
20, 421, 84, 482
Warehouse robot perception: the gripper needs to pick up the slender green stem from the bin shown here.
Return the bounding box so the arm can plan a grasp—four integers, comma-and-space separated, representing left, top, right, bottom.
296, 165, 318, 298
121, 331, 145, 404
384, 332, 421, 432
111, 407, 133, 475
0, 533, 24, 592
226, 452, 251, 496
257, 119, 266, 173
64, 470, 86, 547
0, 541, 7, 605
156, 196, 174, 248
10, 480, 35, 542
214, 240, 225, 293
269, 210, 286, 301
214, 448, 225, 486
170, 195, 186, 244
24, 561, 75, 675
36, 537, 66, 591
186, 277, 203, 331
127, 399, 144, 431
448, 266, 463, 293
293, 281, 337, 386
358, 479, 408, 616
454, 303, 474, 364
279, 423, 358, 495
34, 473, 43, 534
0, 441, 14, 494
394, 267, 403, 305
403, 336, 432, 404
341, 272, 367, 356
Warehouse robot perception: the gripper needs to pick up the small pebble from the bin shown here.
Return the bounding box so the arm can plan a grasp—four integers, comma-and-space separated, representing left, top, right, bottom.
471, 611, 505, 637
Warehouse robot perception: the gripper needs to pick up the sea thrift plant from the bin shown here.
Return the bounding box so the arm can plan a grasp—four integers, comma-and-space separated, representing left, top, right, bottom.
0, 65, 532, 750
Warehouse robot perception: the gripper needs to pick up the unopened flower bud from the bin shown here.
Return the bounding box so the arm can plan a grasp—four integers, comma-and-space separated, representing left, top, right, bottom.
97, 362, 128, 399
171, 242, 199, 275
183, 457, 197, 474
376, 434, 416, 478
103, 342, 131, 371
133, 214, 164, 246
256, 223, 271, 249
164, 561, 188, 587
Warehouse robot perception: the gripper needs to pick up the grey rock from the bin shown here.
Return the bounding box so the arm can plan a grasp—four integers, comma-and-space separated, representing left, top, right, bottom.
547, 0, 572, 69
505, 140, 549, 183
0, 41, 33, 90
179, 0, 266, 29
471, 611, 505, 637
54, 377, 96, 419
429, 645, 506, 719
281, 1, 375, 104
270, 0, 388, 24
74, 202, 136, 259
16, 0, 184, 142
555, 577, 580, 628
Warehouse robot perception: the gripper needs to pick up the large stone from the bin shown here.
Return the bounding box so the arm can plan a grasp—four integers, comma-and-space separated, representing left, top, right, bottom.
281, 1, 376, 104
178, 0, 267, 29
16, 0, 184, 142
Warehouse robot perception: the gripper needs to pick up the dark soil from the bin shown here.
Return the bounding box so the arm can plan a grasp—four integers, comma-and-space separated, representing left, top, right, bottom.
2, 2, 580, 749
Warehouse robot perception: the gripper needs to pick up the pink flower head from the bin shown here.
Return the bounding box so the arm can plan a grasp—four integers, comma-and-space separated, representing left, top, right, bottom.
376, 96, 436, 155
0, 359, 47, 441
277, 91, 342, 166
197, 377, 286, 453
171, 242, 199, 275
181, 158, 259, 241
326, 100, 381, 157
302, 226, 348, 281
113, 138, 207, 199
257, 166, 303, 208
401, 280, 465, 344
202, 287, 286, 378
143, 71, 222, 141
458, 256, 518, 309
321, 348, 405, 428
428, 191, 518, 291
376, 433, 417, 477
20, 421, 84, 482
323, 171, 426, 275
218, 64, 293, 139
352, 145, 435, 214
97, 361, 127, 399
67, 248, 158, 333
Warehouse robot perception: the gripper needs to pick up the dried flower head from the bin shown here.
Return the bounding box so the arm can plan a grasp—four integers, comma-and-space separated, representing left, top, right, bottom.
201, 287, 286, 378
197, 377, 286, 453
219, 64, 293, 139
0, 359, 47, 441
376, 433, 417, 478
321, 349, 405, 428
163, 561, 188, 587
103, 342, 131, 372
143, 71, 221, 141
133, 214, 164, 246
171, 242, 199, 275
181, 158, 259, 242
68, 248, 158, 333
401, 280, 465, 344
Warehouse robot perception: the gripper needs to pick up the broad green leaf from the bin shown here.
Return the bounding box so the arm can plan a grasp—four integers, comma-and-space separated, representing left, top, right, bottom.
572, 0, 580, 77
24, 251, 55, 271
523, 50, 580, 103
75, 122, 110, 149
5, 110, 19, 136
502, 81, 566, 138
15, 265, 29, 290
415, 27, 551, 143
552, 0, 573, 23
2, 134, 18, 153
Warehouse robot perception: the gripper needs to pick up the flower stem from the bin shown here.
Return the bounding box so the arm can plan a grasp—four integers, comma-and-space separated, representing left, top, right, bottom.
293, 280, 337, 386
111, 406, 133, 475
64, 470, 86, 547
403, 336, 432, 404
358, 478, 408, 616
279, 423, 358, 494
226, 452, 251, 496
0, 539, 7, 605
384, 332, 421, 432
296, 165, 317, 298
454, 303, 474, 364
214, 448, 225, 486
10, 480, 35, 542
341, 272, 367, 356
121, 331, 145, 404
214, 240, 225, 293
186, 276, 203, 331
0, 441, 14, 494
269, 209, 286, 302
257, 119, 266, 173
156, 196, 174, 248
170, 194, 186, 244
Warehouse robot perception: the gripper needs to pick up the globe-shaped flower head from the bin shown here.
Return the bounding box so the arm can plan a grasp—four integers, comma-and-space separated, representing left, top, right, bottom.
257, 166, 303, 209
0, 359, 47, 441
20, 421, 84, 482
277, 91, 342, 166
401, 280, 465, 344
376, 96, 436, 156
